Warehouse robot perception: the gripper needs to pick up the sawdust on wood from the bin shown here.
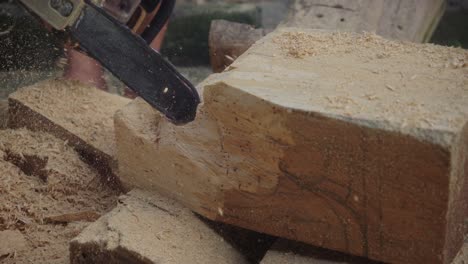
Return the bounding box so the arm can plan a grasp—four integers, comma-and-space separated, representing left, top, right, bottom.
9, 79, 131, 157
71, 190, 250, 264
273, 31, 468, 62
0, 128, 118, 263
229, 28, 468, 147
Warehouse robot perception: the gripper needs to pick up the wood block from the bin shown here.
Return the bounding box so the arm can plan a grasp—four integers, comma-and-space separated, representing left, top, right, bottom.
208, 0, 445, 75
115, 28, 468, 264
8, 79, 130, 185
69, 189, 249, 264
282, 0, 446, 43
209, 20, 267, 73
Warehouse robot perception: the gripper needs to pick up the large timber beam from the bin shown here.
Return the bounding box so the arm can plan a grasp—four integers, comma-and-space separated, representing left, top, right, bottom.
115, 28, 468, 264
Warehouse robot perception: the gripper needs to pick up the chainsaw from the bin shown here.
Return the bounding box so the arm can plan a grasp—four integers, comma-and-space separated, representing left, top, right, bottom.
17, 0, 200, 124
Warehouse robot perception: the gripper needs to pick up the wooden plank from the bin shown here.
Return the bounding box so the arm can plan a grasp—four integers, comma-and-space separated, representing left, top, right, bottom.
8, 79, 131, 188
376, 0, 446, 42
115, 28, 468, 264
282, 0, 445, 43
70, 189, 251, 264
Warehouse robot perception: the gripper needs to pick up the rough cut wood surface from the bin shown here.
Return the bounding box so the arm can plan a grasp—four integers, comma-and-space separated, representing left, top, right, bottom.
282, 0, 446, 43
115, 28, 468, 264
8, 79, 130, 184
209, 20, 268, 73
70, 189, 249, 264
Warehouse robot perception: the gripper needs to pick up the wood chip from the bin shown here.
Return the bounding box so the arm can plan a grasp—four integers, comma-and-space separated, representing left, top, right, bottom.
385, 84, 396, 91
44, 211, 101, 224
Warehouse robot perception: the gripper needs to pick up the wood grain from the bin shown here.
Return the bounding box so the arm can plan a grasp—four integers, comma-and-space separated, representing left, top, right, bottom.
115, 29, 468, 264
282, 0, 445, 43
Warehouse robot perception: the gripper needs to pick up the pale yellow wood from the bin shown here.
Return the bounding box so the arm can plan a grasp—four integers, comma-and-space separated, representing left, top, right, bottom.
282, 0, 446, 43
70, 190, 249, 264
115, 28, 468, 264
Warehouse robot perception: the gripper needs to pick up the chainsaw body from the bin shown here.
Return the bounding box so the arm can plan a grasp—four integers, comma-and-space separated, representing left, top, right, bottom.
18, 0, 200, 124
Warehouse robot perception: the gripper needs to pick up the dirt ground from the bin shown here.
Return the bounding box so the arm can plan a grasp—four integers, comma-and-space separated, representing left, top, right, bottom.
0, 126, 119, 264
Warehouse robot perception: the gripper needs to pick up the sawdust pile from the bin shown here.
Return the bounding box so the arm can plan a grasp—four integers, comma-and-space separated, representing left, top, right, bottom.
264, 29, 468, 147
10, 79, 130, 156
0, 99, 7, 129
0, 128, 118, 263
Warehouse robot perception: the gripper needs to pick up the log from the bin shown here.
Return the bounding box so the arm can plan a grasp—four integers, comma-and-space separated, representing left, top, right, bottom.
115, 28, 468, 264
282, 0, 446, 43
70, 189, 250, 264
209, 20, 267, 73
8, 79, 131, 187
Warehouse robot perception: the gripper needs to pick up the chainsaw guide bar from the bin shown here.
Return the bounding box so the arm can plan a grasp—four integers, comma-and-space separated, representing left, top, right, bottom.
19, 0, 200, 124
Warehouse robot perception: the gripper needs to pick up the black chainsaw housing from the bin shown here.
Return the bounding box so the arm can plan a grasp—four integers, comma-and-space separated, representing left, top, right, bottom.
71, 1, 200, 124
